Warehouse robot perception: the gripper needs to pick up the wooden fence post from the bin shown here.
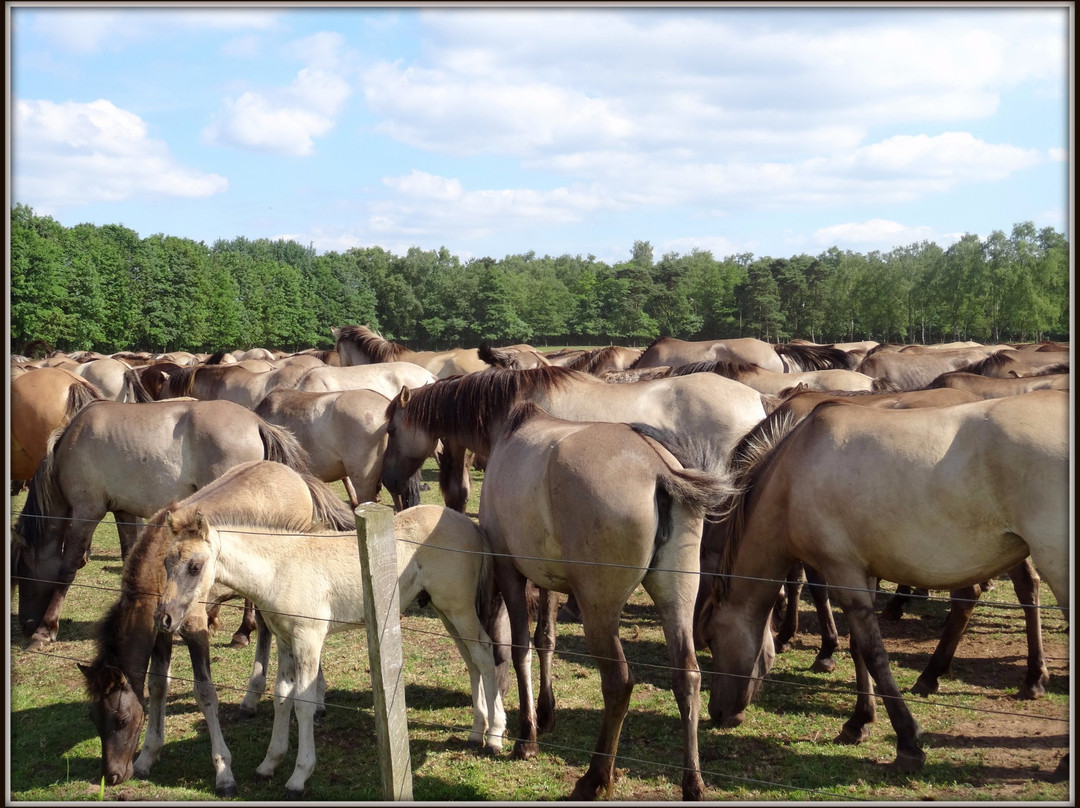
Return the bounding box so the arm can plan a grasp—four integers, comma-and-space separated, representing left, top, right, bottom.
355, 502, 413, 801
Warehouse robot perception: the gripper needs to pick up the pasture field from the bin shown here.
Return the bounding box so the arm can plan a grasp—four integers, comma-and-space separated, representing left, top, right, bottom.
8, 459, 1071, 802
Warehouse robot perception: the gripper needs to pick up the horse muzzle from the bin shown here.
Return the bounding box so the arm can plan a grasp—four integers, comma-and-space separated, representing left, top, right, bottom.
154, 602, 182, 634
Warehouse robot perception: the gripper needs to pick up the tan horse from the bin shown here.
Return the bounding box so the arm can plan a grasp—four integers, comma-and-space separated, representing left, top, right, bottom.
855, 344, 1008, 390
12, 398, 311, 649
155, 460, 506, 798
956, 349, 1069, 379
294, 361, 438, 399
928, 369, 1070, 398
700, 390, 1069, 773
11, 366, 103, 489
480, 402, 736, 799
156, 362, 315, 409
333, 324, 490, 377
255, 387, 419, 509
673, 358, 886, 395
380, 364, 767, 513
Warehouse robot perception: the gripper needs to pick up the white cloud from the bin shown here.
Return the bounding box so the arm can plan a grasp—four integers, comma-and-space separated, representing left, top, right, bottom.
810, 219, 939, 250
201, 34, 352, 156
14, 99, 229, 207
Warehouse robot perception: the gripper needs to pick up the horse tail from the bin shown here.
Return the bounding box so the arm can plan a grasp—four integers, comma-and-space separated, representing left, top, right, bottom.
302, 470, 357, 531
121, 367, 156, 403
67, 376, 104, 413
257, 421, 312, 474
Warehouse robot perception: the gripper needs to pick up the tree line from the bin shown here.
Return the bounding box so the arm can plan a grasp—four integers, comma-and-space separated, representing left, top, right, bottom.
9, 203, 1070, 355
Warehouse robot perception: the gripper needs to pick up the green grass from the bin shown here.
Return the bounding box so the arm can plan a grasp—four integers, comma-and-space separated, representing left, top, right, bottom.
8, 458, 1071, 802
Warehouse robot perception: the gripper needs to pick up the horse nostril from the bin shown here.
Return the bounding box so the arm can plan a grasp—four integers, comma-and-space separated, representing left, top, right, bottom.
106, 772, 123, 786
159, 612, 171, 631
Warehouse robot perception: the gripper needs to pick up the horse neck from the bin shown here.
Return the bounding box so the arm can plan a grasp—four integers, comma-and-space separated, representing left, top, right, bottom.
96, 596, 160, 700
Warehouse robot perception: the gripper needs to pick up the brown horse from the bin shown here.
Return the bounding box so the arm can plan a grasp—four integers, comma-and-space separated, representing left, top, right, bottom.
12, 398, 311, 649
927, 369, 1070, 398
480, 401, 736, 799
155, 362, 315, 408
333, 324, 491, 377
699, 390, 1068, 773
672, 358, 885, 395
80, 460, 354, 794
954, 349, 1069, 379
10, 366, 103, 491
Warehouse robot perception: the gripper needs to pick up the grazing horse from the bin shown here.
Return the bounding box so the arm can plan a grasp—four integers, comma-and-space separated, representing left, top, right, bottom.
379, 364, 766, 514
155, 460, 506, 798
708, 385, 1052, 700
698, 390, 1068, 773
255, 387, 421, 510
12, 398, 310, 650
76, 462, 351, 794
333, 324, 491, 377
480, 402, 736, 800
10, 366, 103, 492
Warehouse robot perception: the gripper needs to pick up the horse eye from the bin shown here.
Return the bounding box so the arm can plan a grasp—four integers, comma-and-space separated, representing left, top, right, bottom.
187, 561, 202, 576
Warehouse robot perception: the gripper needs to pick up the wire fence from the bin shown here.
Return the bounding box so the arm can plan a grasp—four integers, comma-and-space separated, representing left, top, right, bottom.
9, 510, 1073, 801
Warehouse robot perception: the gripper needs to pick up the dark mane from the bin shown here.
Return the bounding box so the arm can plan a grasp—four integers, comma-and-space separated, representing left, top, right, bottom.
775, 342, 858, 371
672, 358, 761, 379
205, 350, 230, 365
166, 365, 201, 397
502, 400, 547, 438
335, 325, 409, 363
1021, 362, 1069, 377
710, 406, 805, 604
565, 346, 630, 375
957, 351, 1017, 375
386, 365, 582, 454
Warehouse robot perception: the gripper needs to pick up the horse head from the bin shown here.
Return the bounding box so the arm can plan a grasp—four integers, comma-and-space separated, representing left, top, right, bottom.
706, 598, 775, 728
381, 385, 439, 505
81, 662, 145, 786
155, 511, 215, 635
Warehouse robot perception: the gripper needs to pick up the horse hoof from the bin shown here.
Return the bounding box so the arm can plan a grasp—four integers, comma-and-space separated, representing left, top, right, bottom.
892, 748, 926, 773
238, 705, 258, 719
810, 657, 836, 674
834, 724, 869, 746
215, 783, 238, 798
284, 787, 305, 800
229, 635, 250, 649
775, 641, 791, 654
1017, 681, 1048, 701
254, 770, 274, 783
911, 678, 938, 697
512, 740, 539, 761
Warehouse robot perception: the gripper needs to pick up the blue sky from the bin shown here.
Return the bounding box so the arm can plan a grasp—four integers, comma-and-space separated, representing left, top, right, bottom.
8, 3, 1071, 265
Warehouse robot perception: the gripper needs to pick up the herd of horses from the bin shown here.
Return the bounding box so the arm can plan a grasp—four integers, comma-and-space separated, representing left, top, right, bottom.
9, 328, 1071, 800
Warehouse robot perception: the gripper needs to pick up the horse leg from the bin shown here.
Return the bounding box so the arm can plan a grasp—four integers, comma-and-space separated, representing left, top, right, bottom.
182, 617, 238, 796
881, 584, 913, 621
27, 521, 95, 649
558, 593, 582, 624
535, 588, 558, 734
843, 599, 925, 772
255, 643, 297, 783
773, 562, 803, 652
435, 606, 507, 753
240, 608, 272, 717
805, 565, 839, 674
133, 630, 174, 779
1009, 559, 1049, 700
281, 642, 322, 798
568, 608, 635, 801
911, 584, 978, 697
229, 599, 258, 649
834, 610, 876, 746
642, 570, 706, 801
493, 561, 539, 760
342, 476, 360, 508
112, 510, 143, 562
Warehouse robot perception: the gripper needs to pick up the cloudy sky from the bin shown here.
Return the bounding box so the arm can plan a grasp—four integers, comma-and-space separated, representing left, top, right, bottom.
8, 4, 1070, 265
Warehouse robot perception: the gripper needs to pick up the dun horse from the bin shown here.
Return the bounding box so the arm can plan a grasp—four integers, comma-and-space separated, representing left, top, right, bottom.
12, 398, 310, 649
155, 460, 506, 798
699, 390, 1068, 773
333, 324, 490, 377
480, 402, 737, 800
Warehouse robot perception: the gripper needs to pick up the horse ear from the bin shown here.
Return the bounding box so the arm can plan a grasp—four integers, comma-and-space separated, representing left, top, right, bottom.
77, 662, 92, 680
399, 385, 411, 407
165, 511, 175, 530
331, 326, 341, 339
195, 512, 209, 536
